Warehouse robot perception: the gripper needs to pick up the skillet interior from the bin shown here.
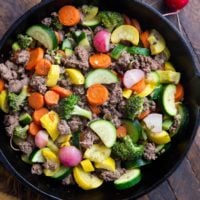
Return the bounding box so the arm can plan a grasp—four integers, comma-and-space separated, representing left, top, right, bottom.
0, 0, 199, 199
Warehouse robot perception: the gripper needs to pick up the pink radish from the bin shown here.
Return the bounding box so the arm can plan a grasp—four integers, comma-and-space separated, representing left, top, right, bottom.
164, 0, 189, 11
59, 146, 82, 167
123, 69, 145, 88
35, 130, 49, 148
93, 30, 111, 53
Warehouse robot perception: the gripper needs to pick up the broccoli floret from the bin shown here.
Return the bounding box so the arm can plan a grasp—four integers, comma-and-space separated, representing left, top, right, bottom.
8, 86, 28, 112
17, 34, 33, 49
125, 96, 144, 120
98, 11, 124, 31
14, 125, 29, 139
58, 94, 92, 120
112, 135, 144, 161
51, 16, 63, 30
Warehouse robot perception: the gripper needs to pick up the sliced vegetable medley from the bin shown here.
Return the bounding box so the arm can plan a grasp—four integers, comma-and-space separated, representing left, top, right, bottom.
0, 4, 189, 191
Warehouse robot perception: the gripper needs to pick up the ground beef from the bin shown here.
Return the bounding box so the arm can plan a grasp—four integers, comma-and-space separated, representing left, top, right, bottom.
44, 54, 55, 63
117, 100, 126, 114
154, 51, 168, 65
75, 46, 89, 63
169, 114, 181, 135
143, 142, 157, 161
29, 76, 47, 94
7, 80, 23, 93
97, 168, 126, 182
5, 60, 18, 70
4, 114, 19, 136
18, 141, 33, 154
43, 160, 59, 171
72, 85, 85, 96
58, 78, 72, 88
68, 116, 85, 132
41, 17, 52, 26
107, 83, 123, 106
129, 55, 162, 73
58, 120, 71, 135
31, 164, 43, 175
0, 63, 17, 81
80, 128, 100, 149
143, 98, 156, 113
118, 52, 132, 68
14, 50, 30, 65
62, 174, 75, 185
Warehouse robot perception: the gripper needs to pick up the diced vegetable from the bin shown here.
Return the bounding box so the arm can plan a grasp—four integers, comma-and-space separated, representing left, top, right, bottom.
81, 5, 99, 21
125, 158, 151, 169
29, 149, 45, 163
122, 89, 133, 99
156, 70, 180, 84
19, 113, 32, 125
46, 65, 60, 87
80, 159, 95, 172
35, 130, 49, 148
162, 119, 173, 130
111, 25, 139, 45
51, 166, 72, 180
26, 24, 58, 50
164, 62, 176, 71
0, 90, 9, 113
61, 38, 73, 50
111, 44, 127, 60
137, 83, 156, 97
89, 120, 116, 148
95, 157, 116, 172
127, 46, 150, 56
148, 130, 171, 144
146, 72, 160, 85
14, 125, 29, 139
65, 68, 85, 85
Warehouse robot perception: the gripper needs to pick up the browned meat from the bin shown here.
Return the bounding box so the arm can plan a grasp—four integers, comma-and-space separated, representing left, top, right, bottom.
118, 52, 132, 68
4, 114, 19, 136
143, 98, 156, 113
31, 164, 43, 175
18, 141, 33, 154
68, 116, 84, 132
44, 54, 55, 63
107, 83, 123, 106
97, 168, 126, 182
43, 160, 59, 171
72, 85, 85, 96
154, 51, 168, 65
58, 120, 71, 135
80, 128, 100, 149
169, 114, 181, 135
143, 142, 157, 161
62, 174, 75, 185
7, 80, 23, 93
29, 76, 47, 94
14, 50, 30, 65
75, 46, 89, 63
5, 60, 18, 70
0, 63, 17, 81
130, 55, 162, 73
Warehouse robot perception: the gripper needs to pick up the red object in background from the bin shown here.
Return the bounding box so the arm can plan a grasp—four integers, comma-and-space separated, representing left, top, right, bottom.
164, 0, 189, 11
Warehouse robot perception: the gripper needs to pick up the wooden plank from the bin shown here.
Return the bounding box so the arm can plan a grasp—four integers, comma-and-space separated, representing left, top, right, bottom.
147, 181, 176, 200
168, 159, 200, 200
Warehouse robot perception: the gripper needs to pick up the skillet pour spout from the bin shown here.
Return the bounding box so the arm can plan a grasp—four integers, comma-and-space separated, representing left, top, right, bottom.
0, 0, 200, 200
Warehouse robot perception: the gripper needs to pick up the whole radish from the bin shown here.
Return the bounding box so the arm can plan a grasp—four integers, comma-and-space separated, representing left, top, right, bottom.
35, 130, 49, 148
164, 0, 189, 11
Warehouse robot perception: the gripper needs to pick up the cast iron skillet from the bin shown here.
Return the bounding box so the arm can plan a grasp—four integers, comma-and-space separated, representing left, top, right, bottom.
0, 0, 200, 199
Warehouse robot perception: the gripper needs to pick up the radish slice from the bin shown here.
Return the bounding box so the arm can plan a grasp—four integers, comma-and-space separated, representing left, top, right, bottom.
59, 146, 82, 167
123, 69, 145, 88
93, 30, 111, 53
35, 130, 49, 148
143, 113, 162, 133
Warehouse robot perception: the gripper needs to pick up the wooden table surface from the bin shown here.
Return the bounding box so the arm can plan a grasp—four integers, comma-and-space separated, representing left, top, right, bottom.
0, 0, 200, 200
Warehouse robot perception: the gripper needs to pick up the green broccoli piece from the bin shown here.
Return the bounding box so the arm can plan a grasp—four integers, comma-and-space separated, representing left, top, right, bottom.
8, 86, 28, 112
125, 96, 144, 120
98, 11, 124, 31
112, 135, 144, 161
14, 125, 29, 140
17, 34, 33, 49
51, 16, 63, 30
58, 94, 92, 120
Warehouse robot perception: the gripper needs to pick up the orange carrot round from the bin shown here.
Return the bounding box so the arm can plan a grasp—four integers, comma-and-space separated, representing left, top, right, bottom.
131, 18, 142, 34
130, 78, 146, 93
58, 5, 81, 26
89, 105, 101, 115
33, 108, 49, 125
137, 109, 150, 120
26, 48, 44, 70
35, 58, 51, 76
89, 54, 111, 68
44, 90, 60, 105
29, 122, 41, 136
140, 31, 150, 48
175, 83, 184, 101
0, 79, 5, 92
51, 86, 72, 98
117, 126, 127, 138
123, 14, 132, 25
28, 92, 44, 110
86, 84, 109, 105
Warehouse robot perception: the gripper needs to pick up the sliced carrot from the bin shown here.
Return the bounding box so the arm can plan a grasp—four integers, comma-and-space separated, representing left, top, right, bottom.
26, 47, 44, 70
86, 84, 109, 106
89, 104, 101, 115
131, 18, 142, 34
123, 14, 132, 25
35, 58, 51, 76
28, 92, 44, 110
44, 90, 60, 105
58, 5, 81, 26
0, 79, 5, 92
89, 53, 111, 69
29, 122, 41, 136
137, 109, 150, 120
117, 126, 127, 138
130, 78, 146, 93
175, 83, 184, 101
33, 108, 49, 125
140, 31, 150, 48
51, 86, 72, 98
